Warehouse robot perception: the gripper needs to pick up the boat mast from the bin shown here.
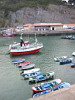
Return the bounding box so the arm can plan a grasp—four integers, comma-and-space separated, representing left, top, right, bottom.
20, 33, 23, 40
35, 33, 38, 43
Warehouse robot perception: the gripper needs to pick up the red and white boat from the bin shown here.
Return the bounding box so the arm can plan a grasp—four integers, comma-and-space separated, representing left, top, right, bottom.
17, 62, 31, 67
21, 64, 35, 70
9, 34, 43, 56
32, 79, 62, 93
3, 33, 15, 37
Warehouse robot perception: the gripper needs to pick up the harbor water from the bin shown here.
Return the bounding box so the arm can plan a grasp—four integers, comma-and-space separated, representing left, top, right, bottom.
0, 35, 75, 100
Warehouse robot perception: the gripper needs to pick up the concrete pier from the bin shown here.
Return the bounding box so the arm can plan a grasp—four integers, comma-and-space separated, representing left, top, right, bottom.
17, 29, 75, 36
0, 28, 75, 36
28, 84, 75, 100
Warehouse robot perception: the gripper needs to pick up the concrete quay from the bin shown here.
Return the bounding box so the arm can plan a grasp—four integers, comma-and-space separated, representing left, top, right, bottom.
28, 84, 75, 100
16, 29, 75, 36
0, 29, 75, 36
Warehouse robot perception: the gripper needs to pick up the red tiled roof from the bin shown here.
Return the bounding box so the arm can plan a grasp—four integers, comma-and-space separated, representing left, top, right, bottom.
23, 24, 32, 27
23, 23, 63, 27
65, 24, 75, 26
32, 23, 63, 26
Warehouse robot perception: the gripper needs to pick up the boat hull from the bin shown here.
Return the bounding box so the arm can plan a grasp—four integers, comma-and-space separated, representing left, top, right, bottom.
71, 63, 75, 68
9, 48, 41, 56
60, 58, 73, 65
21, 71, 41, 79
72, 52, 75, 56
32, 79, 62, 93
12, 59, 25, 64
3, 34, 16, 37
71, 65, 75, 68
21, 64, 35, 70
18, 62, 30, 68
29, 72, 55, 84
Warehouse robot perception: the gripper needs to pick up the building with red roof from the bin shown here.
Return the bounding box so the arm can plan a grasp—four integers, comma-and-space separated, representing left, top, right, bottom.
23, 23, 63, 31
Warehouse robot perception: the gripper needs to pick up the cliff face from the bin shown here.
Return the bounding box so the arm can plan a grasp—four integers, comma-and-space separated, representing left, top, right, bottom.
0, 4, 75, 27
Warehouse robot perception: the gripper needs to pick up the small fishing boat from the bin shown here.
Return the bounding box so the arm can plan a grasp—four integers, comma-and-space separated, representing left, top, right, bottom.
61, 35, 74, 39
33, 82, 71, 98
59, 58, 73, 65
32, 79, 62, 93
72, 52, 75, 56
33, 89, 50, 98
69, 37, 75, 40
12, 58, 25, 64
29, 71, 55, 83
9, 41, 43, 56
21, 68, 40, 76
21, 71, 41, 79
3, 33, 16, 37
21, 64, 35, 70
71, 63, 75, 68
21, 68, 40, 74
2, 28, 16, 37
17, 62, 30, 68
54, 56, 67, 62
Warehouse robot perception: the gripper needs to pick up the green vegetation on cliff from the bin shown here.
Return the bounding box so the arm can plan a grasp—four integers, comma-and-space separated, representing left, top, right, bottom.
0, 0, 62, 11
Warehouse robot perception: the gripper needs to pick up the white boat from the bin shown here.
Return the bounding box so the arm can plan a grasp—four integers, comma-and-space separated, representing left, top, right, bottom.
9, 33, 43, 56
21, 71, 41, 79
72, 52, 75, 56
54, 56, 67, 62
29, 71, 55, 83
21, 64, 35, 70
21, 68, 40, 75
3, 28, 16, 37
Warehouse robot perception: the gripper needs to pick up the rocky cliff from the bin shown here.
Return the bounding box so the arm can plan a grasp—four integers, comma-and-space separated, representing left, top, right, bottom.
0, 4, 75, 27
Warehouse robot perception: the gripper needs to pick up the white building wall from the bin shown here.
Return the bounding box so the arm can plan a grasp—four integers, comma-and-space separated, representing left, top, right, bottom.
62, 0, 69, 3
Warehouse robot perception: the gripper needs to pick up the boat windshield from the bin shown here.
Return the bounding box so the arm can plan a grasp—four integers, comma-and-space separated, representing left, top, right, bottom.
11, 47, 17, 49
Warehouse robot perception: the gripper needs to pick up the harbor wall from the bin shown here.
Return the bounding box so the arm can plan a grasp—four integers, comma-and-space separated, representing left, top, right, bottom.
0, 28, 75, 36
22, 30, 75, 36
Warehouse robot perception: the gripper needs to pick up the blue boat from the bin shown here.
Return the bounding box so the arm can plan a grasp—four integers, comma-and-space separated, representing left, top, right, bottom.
29, 71, 55, 83
32, 79, 62, 93
21, 71, 41, 79
61, 35, 75, 40
60, 58, 73, 65
69, 36, 75, 40
33, 82, 70, 98
12, 58, 26, 64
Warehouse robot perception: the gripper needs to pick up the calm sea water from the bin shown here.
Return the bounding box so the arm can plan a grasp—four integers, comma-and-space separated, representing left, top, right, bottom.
0, 35, 75, 100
